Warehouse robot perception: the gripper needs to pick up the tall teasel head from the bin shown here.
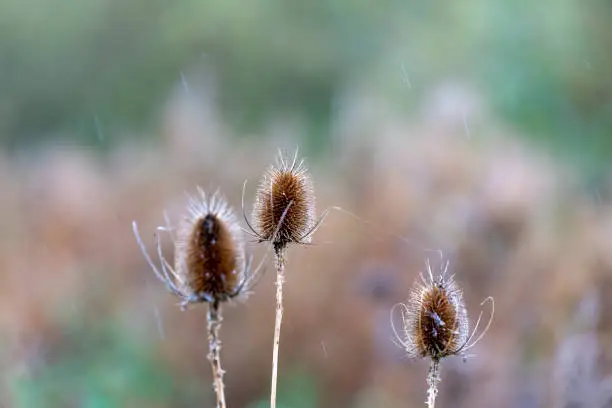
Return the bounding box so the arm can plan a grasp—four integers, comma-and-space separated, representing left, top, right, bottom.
175, 189, 247, 302
133, 188, 258, 309
243, 150, 324, 408
245, 150, 318, 252
393, 258, 494, 362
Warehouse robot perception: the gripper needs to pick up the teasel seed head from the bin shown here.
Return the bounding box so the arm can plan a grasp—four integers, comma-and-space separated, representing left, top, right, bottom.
393, 258, 494, 362
407, 262, 469, 361
250, 150, 316, 251
133, 188, 261, 309
174, 189, 246, 303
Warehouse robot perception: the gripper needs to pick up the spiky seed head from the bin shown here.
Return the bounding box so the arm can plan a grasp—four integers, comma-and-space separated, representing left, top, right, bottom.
402, 262, 469, 361
175, 189, 246, 303
252, 153, 316, 250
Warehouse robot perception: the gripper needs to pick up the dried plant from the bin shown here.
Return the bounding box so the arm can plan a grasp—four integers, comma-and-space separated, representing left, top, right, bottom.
133, 188, 263, 408
243, 149, 326, 408
392, 259, 494, 408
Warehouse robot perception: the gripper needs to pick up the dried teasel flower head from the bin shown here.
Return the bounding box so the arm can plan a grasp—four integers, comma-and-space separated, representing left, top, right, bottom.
245, 150, 318, 252
174, 189, 247, 302
133, 188, 262, 309
392, 258, 494, 362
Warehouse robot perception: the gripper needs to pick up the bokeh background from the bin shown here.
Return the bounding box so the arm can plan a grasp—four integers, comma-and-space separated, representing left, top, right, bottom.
1, 0, 612, 407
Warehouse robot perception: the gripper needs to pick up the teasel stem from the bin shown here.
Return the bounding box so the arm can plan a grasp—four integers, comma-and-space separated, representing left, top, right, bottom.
426, 359, 440, 408
207, 300, 226, 408
270, 244, 286, 408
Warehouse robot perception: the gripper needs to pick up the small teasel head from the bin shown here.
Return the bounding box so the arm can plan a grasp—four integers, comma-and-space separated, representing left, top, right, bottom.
392, 258, 494, 362
246, 149, 317, 252
133, 188, 262, 309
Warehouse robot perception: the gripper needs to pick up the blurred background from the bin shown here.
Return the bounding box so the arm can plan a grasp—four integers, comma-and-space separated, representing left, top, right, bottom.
1, 0, 612, 407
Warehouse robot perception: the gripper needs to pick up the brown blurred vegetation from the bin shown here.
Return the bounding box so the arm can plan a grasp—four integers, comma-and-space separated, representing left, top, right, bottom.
1, 89, 612, 407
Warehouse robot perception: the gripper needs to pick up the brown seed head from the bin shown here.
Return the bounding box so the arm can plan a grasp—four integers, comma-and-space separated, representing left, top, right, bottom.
252, 152, 316, 250
175, 189, 246, 303
401, 260, 469, 361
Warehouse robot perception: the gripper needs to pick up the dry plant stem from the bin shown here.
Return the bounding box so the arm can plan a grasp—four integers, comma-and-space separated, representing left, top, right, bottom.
270, 245, 286, 408
426, 359, 440, 408
208, 300, 227, 408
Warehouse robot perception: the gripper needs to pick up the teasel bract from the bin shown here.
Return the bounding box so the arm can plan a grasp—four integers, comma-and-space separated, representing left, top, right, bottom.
133, 188, 262, 408
243, 149, 326, 408
393, 259, 494, 408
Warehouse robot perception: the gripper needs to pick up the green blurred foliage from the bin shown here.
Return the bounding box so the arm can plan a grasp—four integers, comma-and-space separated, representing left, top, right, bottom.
0, 0, 610, 170
11, 320, 204, 408
248, 367, 318, 408
476, 0, 612, 177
